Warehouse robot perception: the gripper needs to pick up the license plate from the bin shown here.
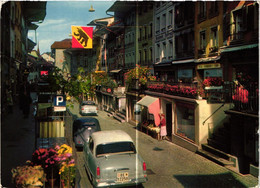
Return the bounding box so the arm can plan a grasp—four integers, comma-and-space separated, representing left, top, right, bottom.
117, 172, 129, 182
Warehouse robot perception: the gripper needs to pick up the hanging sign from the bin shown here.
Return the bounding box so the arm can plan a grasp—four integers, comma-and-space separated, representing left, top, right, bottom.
71, 26, 93, 49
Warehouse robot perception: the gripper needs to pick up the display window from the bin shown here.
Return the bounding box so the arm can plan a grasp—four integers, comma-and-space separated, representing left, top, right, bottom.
175, 102, 195, 142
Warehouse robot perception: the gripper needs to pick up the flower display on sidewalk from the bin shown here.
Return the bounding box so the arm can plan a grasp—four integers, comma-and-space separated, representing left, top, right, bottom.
31, 148, 60, 179
11, 165, 46, 187
11, 144, 76, 187
55, 144, 76, 187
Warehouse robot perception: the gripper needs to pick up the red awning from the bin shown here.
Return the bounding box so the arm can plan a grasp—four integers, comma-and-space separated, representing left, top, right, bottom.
137, 96, 161, 126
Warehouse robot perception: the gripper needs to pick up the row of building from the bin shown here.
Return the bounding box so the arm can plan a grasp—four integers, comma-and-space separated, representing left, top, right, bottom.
1, 1, 258, 177
50, 1, 259, 176
1, 1, 48, 114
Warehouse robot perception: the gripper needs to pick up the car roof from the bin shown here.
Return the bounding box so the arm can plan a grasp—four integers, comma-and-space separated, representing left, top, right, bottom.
91, 130, 133, 145
76, 117, 99, 123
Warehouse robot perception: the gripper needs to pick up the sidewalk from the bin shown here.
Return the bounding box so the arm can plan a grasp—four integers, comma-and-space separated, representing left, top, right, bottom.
1, 99, 36, 187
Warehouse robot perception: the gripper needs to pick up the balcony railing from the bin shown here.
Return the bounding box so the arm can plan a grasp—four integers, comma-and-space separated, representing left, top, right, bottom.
146, 81, 259, 114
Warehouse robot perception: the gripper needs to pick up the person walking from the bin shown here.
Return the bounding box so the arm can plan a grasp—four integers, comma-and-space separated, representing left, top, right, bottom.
159, 113, 167, 140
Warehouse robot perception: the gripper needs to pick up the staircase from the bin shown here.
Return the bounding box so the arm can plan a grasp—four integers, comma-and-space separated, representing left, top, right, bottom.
113, 111, 126, 123
197, 123, 240, 173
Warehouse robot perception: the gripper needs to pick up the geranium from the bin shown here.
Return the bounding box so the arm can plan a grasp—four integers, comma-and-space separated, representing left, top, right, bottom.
11, 165, 46, 187
203, 77, 223, 87
125, 65, 155, 86
31, 148, 59, 179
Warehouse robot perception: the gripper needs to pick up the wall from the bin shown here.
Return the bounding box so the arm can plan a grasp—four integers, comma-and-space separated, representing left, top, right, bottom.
197, 100, 231, 146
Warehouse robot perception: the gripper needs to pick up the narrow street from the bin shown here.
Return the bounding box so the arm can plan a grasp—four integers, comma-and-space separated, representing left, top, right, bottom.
68, 102, 258, 188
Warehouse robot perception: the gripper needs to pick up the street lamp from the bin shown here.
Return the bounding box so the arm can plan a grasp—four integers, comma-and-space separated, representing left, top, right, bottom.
89, 5, 95, 12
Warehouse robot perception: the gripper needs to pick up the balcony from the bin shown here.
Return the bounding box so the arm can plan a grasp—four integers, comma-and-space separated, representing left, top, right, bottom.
146, 81, 259, 113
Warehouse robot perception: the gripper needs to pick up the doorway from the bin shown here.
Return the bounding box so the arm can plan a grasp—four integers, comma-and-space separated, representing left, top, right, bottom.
166, 103, 172, 141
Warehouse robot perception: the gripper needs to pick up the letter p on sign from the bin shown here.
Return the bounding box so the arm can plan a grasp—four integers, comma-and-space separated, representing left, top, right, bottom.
54, 95, 66, 106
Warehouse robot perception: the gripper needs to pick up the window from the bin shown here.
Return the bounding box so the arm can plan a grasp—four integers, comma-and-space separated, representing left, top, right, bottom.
144, 49, 147, 63
168, 10, 173, 27
199, 31, 206, 51
144, 26, 147, 39
198, 1, 206, 20
96, 142, 136, 157
149, 23, 153, 38
162, 42, 166, 60
150, 47, 153, 62
162, 13, 166, 31
156, 16, 160, 33
89, 138, 94, 153
176, 102, 195, 142
232, 9, 243, 40
168, 40, 173, 59
210, 26, 218, 51
210, 1, 218, 14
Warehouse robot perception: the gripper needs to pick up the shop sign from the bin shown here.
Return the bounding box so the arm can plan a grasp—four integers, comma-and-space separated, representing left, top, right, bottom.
197, 63, 221, 69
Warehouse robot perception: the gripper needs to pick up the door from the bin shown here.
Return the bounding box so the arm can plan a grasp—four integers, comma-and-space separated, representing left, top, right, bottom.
166, 103, 172, 141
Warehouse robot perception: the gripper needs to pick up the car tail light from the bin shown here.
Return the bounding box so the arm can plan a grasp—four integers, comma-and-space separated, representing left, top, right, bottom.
143, 162, 146, 171
97, 166, 100, 176
81, 108, 84, 110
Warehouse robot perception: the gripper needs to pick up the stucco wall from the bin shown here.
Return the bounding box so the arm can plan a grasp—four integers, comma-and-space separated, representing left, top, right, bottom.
196, 100, 232, 146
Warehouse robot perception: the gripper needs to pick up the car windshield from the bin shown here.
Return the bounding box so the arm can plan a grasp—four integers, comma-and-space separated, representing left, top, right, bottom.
96, 142, 136, 157
82, 122, 96, 126
82, 101, 95, 105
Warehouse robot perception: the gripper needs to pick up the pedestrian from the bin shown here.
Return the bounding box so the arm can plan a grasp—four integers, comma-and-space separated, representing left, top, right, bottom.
159, 113, 167, 140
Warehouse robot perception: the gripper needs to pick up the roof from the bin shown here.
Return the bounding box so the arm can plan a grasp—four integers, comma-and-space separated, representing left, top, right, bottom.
51, 39, 71, 49
92, 130, 133, 145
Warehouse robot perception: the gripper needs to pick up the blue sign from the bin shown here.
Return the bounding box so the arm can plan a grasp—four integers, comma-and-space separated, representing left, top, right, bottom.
53, 95, 66, 106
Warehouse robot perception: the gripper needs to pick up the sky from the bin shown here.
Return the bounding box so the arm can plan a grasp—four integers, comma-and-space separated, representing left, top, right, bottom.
28, 1, 115, 54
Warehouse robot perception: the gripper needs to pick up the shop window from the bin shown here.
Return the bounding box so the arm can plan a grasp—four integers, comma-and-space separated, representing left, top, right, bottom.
178, 69, 193, 83
176, 102, 195, 142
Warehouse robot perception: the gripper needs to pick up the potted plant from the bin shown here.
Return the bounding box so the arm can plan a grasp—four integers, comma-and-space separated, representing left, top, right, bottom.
31, 148, 60, 186
11, 164, 46, 187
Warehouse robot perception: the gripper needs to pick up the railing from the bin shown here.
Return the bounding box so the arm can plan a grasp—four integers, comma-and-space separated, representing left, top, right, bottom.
146, 81, 259, 114
147, 81, 199, 99
230, 82, 259, 114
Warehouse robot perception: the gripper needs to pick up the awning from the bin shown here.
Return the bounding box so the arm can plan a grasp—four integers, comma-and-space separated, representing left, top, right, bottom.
195, 56, 220, 63
154, 60, 172, 67
220, 44, 258, 53
110, 69, 122, 73
137, 96, 158, 107
172, 59, 194, 64
137, 96, 161, 126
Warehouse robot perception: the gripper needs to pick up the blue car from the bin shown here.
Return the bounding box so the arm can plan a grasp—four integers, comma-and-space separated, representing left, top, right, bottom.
73, 117, 101, 150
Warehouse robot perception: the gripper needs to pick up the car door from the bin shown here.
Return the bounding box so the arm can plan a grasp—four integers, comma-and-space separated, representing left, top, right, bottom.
84, 137, 96, 178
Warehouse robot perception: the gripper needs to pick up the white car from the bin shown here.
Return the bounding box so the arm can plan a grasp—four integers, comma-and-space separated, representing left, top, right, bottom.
80, 101, 98, 116
83, 130, 147, 187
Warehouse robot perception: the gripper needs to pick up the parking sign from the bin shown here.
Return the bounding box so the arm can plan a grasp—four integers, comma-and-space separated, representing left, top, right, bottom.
53, 95, 66, 112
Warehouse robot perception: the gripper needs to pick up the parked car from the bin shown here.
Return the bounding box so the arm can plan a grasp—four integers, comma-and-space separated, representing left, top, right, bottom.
80, 101, 98, 116
83, 130, 147, 187
73, 117, 101, 150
